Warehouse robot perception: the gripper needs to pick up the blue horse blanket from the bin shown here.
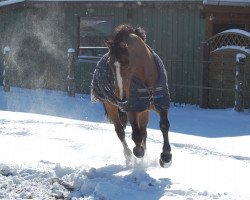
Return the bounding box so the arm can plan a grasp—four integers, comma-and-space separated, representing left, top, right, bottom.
91, 50, 170, 112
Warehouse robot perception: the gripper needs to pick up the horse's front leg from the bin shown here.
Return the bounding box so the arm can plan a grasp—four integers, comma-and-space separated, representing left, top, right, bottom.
159, 110, 172, 168
128, 111, 148, 158
104, 103, 132, 161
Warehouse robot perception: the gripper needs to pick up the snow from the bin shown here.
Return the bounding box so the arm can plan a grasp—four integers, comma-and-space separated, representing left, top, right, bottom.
68, 48, 76, 53
221, 29, 250, 38
236, 53, 247, 62
0, 86, 250, 199
0, 0, 24, 7
212, 45, 250, 55
3, 46, 10, 55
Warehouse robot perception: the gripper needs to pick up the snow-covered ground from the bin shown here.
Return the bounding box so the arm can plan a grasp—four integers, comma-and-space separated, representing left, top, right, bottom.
0, 86, 250, 200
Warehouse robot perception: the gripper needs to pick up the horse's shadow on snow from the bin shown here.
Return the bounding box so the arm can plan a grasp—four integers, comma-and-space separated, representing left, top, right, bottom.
67, 164, 172, 199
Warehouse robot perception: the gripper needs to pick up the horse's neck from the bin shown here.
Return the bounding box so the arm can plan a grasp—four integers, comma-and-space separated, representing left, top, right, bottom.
128, 43, 158, 87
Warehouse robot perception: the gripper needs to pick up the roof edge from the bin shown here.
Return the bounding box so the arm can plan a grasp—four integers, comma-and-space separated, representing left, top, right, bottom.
203, 0, 250, 7
0, 0, 25, 7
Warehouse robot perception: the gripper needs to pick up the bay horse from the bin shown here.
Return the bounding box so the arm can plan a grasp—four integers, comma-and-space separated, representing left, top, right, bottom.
91, 24, 172, 168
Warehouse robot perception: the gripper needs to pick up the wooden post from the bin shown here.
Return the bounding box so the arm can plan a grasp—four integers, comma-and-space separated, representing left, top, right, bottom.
234, 53, 246, 112
199, 42, 210, 108
3, 46, 11, 92
67, 48, 76, 97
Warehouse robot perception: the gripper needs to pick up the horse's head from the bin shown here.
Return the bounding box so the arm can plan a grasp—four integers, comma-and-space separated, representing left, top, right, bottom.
106, 24, 147, 99
107, 24, 146, 75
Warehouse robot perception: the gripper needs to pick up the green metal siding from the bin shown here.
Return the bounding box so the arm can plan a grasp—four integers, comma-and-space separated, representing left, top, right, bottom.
0, 3, 205, 104
70, 5, 205, 104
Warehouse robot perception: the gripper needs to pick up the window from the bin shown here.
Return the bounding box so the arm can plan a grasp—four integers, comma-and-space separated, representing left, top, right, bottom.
78, 16, 113, 60
79, 16, 113, 47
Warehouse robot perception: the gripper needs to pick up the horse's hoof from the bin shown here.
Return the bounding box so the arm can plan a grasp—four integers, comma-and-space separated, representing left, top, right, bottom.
133, 146, 145, 158
159, 152, 172, 168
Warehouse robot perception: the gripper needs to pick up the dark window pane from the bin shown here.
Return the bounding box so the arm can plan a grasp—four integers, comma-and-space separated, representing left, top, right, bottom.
79, 16, 113, 47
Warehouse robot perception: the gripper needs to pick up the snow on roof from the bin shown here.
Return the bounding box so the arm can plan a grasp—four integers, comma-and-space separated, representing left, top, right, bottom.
3, 0, 249, 8
0, 0, 202, 3
0, 0, 24, 7
28, 0, 201, 1
0, 0, 203, 7
203, 0, 250, 6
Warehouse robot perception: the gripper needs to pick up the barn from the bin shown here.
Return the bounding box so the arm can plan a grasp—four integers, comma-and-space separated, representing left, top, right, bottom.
0, 0, 250, 109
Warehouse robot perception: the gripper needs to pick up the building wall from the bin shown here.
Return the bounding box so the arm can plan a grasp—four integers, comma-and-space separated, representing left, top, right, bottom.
0, 3, 206, 104
69, 4, 206, 104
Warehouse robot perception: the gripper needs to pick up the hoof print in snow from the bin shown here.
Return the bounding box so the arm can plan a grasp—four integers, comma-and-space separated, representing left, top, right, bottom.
0, 168, 13, 177
52, 177, 74, 192
51, 182, 67, 199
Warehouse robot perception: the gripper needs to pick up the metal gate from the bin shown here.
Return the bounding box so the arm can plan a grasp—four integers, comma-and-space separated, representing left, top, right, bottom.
200, 29, 250, 109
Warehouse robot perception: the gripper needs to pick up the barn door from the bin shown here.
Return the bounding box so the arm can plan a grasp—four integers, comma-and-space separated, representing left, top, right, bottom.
200, 29, 250, 109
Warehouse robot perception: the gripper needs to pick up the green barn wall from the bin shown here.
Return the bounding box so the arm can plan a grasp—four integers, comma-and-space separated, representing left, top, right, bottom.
0, 3, 205, 105
67, 5, 205, 104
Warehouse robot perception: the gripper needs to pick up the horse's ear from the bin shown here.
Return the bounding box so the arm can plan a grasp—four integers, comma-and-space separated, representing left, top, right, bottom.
134, 27, 146, 41
106, 40, 113, 49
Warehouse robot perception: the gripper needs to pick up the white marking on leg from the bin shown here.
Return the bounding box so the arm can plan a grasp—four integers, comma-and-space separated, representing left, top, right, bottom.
114, 61, 123, 99
122, 141, 132, 160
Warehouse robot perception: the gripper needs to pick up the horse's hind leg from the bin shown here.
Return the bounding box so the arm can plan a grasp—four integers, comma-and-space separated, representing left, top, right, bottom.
158, 109, 172, 168
104, 103, 132, 160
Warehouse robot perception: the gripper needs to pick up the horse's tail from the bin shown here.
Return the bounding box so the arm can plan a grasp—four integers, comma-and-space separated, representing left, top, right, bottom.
102, 103, 128, 129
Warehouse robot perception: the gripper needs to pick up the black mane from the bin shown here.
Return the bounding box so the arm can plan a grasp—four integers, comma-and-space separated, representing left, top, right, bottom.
106, 24, 146, 65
